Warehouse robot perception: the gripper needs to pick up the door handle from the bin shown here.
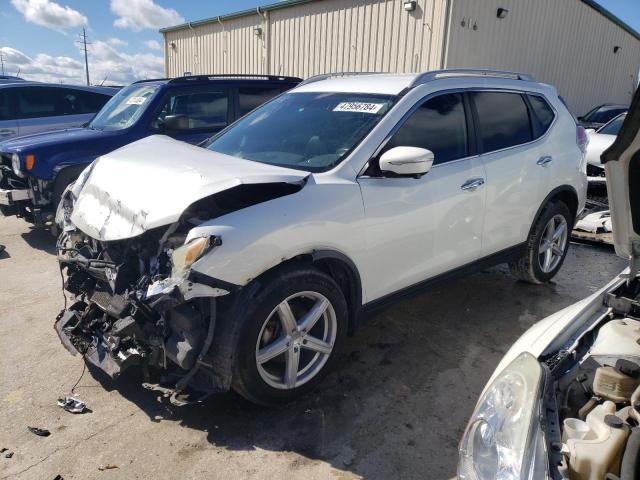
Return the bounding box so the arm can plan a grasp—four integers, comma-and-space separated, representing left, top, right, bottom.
537, 155, 553, 167
461, 178, 485, 192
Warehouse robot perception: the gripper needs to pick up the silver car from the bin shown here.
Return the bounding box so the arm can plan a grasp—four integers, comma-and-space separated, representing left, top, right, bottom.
0, 82, 117, 141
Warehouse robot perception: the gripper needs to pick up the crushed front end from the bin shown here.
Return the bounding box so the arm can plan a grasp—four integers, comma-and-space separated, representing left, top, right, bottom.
55, 224, 231, 404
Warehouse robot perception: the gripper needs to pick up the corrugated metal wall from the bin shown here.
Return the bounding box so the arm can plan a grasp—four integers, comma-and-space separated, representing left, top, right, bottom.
268, 0, 448, 77
445, 0, 640, 113
163, 0, 450, 78
163, 0, 640, 114
164, 14, 268, 76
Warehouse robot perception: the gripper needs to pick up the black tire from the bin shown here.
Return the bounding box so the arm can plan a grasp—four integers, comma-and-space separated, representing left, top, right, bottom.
509, 201, 573, 284
231, 264, 348, 406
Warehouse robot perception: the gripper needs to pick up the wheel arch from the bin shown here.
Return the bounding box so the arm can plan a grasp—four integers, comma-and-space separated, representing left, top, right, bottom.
530, 185, 579, 235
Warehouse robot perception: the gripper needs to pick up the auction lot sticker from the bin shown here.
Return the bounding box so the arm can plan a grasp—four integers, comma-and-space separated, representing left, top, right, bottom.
333, 102, 385, 114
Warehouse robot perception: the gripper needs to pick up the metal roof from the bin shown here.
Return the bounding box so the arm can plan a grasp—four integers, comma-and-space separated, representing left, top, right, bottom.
159, 0, 640, 42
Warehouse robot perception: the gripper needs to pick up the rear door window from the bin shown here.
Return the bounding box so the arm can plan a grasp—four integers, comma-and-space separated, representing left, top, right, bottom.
238, 86, 285, 117
152, 87, 230, 131
471, 91, 532, 152
15, 87, 84, 119
383, 92, 468, 165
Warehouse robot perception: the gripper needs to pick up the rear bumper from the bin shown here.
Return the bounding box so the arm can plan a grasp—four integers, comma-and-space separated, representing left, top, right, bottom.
0, 188, 30, 207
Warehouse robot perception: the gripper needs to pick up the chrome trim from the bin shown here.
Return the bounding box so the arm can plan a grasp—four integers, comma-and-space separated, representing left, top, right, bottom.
537, 155, 554, 167
460, 177, 485, 191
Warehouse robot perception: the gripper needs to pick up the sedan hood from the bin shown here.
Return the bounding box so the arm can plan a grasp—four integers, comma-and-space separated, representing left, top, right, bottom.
602, 86, 640, 267
71, 135, 309, 241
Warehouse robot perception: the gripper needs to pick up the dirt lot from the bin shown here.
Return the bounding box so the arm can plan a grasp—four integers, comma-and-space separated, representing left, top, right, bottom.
0, 215, 628, 480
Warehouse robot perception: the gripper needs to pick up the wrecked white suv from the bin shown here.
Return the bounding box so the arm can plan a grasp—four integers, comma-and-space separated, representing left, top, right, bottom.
55, 70, 587, 406
457, 87, 640, 479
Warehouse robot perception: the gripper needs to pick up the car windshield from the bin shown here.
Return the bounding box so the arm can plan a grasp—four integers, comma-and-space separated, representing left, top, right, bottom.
204, 92, 395, 172
598, 114, 626, 135
583, 106, 627, 124
89, 84, 159, 130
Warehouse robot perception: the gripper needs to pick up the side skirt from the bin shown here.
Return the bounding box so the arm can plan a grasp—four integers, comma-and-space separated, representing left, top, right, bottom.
360, 243, 526, 318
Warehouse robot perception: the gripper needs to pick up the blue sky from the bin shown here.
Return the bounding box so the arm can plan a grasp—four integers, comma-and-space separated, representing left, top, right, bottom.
1, 0, 639, 85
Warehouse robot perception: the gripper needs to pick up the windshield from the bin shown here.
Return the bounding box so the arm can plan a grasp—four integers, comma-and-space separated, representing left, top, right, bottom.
205, 92, 395, 172
598, 113, 626, 135
89, 84, 159, 130
583, 106, 627, 124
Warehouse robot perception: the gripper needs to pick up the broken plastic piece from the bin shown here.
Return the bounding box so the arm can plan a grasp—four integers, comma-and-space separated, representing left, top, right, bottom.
57, 395, 87, 414
98, 464, 118, 471
5, 452, 13, 458
27, 426, 50, 437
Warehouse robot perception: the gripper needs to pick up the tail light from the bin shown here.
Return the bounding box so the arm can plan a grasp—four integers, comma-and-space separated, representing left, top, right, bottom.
576, 125, 589, 154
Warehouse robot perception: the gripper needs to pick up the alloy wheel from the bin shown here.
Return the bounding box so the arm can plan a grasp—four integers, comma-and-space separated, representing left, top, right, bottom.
255, 291, 337, 390
538, 214, 568, 273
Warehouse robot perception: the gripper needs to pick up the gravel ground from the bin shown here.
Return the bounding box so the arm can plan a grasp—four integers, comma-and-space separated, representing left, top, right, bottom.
0, 215, 628, 480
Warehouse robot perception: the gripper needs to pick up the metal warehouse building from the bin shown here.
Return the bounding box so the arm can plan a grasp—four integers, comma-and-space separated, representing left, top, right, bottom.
160, 0, 640, 114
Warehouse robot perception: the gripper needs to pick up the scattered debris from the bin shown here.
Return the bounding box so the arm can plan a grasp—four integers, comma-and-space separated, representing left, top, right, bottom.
53, 475, 64, 480
57, 395, 87, 414
575, 210, 612, 234
5, 452, 14, 458
0, 448, 6, 453
27, 426, 50, 437
98, 464, 118, 471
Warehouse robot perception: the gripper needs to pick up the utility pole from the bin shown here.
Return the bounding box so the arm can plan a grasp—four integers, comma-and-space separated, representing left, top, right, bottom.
0, 50, 5, 76
76, 28, 91, 85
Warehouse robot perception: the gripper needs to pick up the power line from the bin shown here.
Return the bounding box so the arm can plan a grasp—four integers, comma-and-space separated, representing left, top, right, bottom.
75, 27, 91, 85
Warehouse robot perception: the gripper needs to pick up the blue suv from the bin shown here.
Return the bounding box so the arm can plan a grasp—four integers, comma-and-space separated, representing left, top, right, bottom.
0, 74, 300, 227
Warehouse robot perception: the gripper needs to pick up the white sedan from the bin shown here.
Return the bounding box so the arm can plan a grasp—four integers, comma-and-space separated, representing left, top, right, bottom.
585, 112, 626, 183
457, 91, 640, 479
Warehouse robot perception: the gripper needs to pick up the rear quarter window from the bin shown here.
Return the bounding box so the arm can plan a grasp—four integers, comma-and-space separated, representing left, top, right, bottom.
527, 94, 555, 134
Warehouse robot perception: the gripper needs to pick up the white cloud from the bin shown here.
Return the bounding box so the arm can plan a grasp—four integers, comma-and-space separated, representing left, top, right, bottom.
10, 0, 87, 32
1, 44, 164, 85
110, 0, 184, 31
144, 40, 161, 50
107, 37, 127, 46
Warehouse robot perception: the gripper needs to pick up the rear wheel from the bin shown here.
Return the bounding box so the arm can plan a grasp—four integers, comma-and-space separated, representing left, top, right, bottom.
509, 201, 572, 284
231, 265, 348, 405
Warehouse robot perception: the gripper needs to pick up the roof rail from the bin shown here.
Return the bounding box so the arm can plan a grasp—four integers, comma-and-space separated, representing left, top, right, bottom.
409, 69, 535, 87
168, 74, 302, 83
299, 72, 386, 86
132, 78, 169, 84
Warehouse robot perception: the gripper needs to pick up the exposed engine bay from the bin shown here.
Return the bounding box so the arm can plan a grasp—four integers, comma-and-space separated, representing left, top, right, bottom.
54, 180, 303, 404
544, 280, 640, 480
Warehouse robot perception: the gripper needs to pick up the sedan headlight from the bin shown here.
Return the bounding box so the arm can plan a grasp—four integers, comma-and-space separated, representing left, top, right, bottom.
11, 153, 24, 178
171, 236, 212, 276
458, 353, 545, 480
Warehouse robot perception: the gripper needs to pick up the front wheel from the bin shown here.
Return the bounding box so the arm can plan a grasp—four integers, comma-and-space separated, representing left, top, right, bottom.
509, 201, 572, 284
231, 265, 348, 405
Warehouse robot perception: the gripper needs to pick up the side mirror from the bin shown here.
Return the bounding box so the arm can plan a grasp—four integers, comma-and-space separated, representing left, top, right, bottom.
379, 146, 434, 176
162, 114, 189, 132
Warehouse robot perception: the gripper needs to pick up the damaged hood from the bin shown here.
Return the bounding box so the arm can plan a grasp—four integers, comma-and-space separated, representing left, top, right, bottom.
71, 135, 309, 241
602, 85, 640, 266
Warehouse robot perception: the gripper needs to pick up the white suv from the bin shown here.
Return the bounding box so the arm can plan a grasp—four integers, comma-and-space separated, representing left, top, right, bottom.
55, 70, 588, 405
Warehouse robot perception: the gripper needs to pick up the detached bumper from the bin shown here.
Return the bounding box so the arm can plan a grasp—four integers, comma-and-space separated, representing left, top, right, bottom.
0, 188, 30, 207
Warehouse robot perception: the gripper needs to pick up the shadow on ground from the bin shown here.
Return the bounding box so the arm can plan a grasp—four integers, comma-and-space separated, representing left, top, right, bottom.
85, 264, 581, 479
21, 226, 57, 254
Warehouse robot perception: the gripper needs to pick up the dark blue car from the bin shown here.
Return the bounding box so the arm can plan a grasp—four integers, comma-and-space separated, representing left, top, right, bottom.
0, 74, 300, 226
